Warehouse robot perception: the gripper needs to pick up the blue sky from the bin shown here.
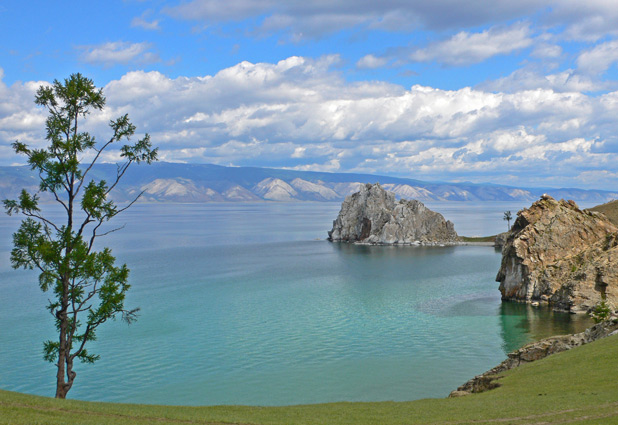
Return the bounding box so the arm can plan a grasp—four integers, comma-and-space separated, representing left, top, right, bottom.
2, 1, 618, 190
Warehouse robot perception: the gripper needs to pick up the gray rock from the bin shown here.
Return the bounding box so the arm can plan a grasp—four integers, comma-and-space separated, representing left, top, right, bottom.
327, 183, 458, 244
493, 231, 509, 249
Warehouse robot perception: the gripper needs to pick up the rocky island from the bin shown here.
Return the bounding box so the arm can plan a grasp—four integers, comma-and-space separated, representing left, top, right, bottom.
497, 195, 618, 313
327, 183, 458, 245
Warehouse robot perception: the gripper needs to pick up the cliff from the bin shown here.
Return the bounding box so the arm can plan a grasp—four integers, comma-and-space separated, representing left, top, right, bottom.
496, 195, 618, 313
327, 183, 458, 245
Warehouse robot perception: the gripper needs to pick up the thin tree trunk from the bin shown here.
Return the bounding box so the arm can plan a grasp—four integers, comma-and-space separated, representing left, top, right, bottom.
56, 177, 75, 399
55, 320, 68, 398
55, 274, 71, 399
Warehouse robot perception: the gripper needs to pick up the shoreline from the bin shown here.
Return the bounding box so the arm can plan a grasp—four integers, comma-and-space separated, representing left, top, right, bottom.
329, 240, 497, 247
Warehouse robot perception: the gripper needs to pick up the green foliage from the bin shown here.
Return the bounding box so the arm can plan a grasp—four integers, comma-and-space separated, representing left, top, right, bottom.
503, 210, 512, 230
591, 298, 613, 323
3, 73, 157, 398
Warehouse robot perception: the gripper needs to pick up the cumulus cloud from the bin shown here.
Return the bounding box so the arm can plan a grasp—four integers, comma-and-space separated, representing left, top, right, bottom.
78, 41, 160, 67
4, 56, 618, 190
0, 72, 49, 150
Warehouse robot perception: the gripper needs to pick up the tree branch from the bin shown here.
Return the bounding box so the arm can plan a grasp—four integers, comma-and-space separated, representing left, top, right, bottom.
104, 160, 133, 197
75, 137, 116, 196
22, 210, 60, 233
114, 189, 145, 217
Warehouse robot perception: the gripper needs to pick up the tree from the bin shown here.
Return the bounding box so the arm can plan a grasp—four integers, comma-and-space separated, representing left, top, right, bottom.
3, 73, 157, 399
591, 297, 612, 323
503, 211, 512, 230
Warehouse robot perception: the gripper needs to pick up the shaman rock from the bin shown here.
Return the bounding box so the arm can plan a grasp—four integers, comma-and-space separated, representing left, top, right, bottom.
327, 183, 458, 245
496, 195, 618, 313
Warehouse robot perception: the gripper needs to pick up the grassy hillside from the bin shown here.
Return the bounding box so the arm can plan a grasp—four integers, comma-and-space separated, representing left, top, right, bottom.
589, 199, 618, 226
2, 334, 618, 425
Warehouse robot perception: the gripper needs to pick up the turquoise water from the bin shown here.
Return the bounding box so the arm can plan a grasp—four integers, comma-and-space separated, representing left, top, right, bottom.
0, 202, 592, 405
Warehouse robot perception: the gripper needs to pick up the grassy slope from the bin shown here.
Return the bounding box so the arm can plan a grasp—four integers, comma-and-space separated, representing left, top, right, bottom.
589, 200, 618, 226
2, 335, 618, 425
459, 235, 496, 243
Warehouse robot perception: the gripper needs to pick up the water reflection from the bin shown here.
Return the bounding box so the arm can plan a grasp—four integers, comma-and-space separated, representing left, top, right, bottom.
499, 302, 594, 354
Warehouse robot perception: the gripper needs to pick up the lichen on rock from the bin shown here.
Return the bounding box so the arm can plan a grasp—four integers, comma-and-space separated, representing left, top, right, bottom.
327, 183, 458, 245
496, 195, 618, 313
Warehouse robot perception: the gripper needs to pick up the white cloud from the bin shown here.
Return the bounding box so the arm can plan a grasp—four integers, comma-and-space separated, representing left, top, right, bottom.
165, 0, 545, 39
479, 67, 606, 93
408, 23, 532, 66
4, 56, 618, 190
356, 54, 389, 69
356, 23, 535, 70
163, 1, 618, 46
284, 159, 341, 172
531, 43, 562, 59
577, 40, 618, 75
131, 16, 161, 31
548, 0, 618, 41
78, 41, 160, 67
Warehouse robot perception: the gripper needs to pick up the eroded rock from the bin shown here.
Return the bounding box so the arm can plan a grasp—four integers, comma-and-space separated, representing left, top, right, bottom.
327, 183, 458, 245
496, 195, 618, 313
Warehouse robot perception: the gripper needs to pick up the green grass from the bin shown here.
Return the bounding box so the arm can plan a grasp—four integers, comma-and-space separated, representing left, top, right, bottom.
589, 200, 618, 226
2, 335, 618, 425
459, 235, 496, 243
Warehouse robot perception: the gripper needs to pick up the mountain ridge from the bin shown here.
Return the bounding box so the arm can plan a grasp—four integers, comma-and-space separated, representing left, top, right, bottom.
1, 162, 616, 203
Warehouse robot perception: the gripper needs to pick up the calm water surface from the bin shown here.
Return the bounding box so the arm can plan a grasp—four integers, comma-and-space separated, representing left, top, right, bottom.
0, 202, 592, 405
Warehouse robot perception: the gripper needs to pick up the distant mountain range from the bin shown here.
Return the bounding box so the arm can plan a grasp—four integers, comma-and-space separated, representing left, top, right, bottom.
1, 163, 616, 203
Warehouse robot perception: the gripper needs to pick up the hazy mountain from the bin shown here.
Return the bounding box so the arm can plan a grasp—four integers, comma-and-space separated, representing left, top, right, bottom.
1, 162, 616, 204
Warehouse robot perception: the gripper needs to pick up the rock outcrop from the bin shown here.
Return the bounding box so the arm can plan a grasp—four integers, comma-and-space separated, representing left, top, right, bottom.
327, 183, 458, 245
493, 232, 510, 249
496, 195, 618, 313
450, 319, 618, 397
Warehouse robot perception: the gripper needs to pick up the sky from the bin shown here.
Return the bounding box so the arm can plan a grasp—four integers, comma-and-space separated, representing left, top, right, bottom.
2, 1, 618, 190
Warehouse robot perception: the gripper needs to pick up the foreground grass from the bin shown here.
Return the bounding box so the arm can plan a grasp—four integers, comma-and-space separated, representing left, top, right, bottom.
459, 235, 496, 243
589, 200, 618, 226
2, 334, 618, 425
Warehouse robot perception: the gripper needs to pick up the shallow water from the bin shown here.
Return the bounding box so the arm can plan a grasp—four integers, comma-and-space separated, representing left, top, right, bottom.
0, 202, 592, 405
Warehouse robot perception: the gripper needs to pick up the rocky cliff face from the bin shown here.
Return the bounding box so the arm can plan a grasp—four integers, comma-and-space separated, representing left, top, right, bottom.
327, 183, 458, 244
496, 195, 618, 313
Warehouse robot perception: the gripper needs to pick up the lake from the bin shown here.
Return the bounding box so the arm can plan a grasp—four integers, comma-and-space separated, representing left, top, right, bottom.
0, 201, 593, 405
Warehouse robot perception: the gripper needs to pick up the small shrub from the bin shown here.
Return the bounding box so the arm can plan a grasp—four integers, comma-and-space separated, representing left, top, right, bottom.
591, 298, 613, 323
